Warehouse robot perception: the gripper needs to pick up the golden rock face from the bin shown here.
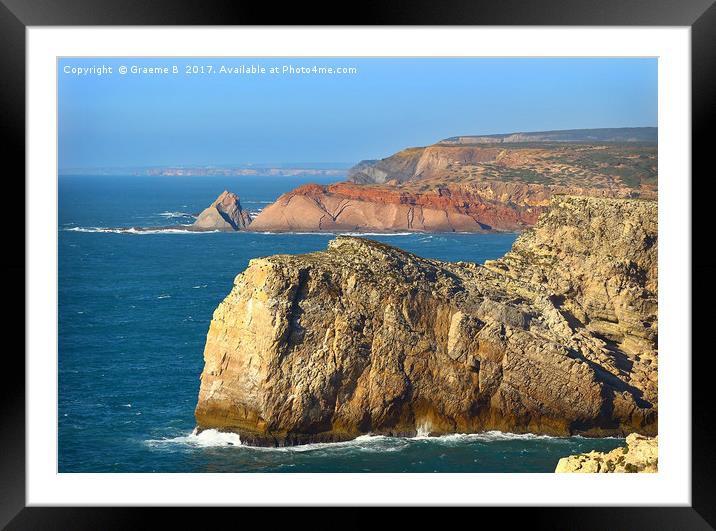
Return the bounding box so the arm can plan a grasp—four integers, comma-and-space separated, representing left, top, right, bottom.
555, 434, 658, 473
195, 196, 658, 447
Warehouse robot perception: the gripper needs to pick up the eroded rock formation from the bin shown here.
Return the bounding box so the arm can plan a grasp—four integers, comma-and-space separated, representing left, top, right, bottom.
192, 190, 252, 231
247, 182, 542, 232
555, 433, 658, 473
247, 179, 652, 233
195, 195, 657, 446
248, 132, 657, 233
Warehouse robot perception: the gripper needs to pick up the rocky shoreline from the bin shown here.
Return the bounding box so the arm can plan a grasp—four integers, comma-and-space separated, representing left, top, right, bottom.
194, 195, 657, 446
556, 433, 658, 473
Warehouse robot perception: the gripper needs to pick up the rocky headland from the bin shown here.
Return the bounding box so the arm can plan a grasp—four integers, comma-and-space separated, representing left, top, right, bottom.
248, 128, 657, 233
555, 433, 658, 473
247, 179, 649, 233
247, 181, 542, 233
195, 195, 658, 446
119, 128, 656, 235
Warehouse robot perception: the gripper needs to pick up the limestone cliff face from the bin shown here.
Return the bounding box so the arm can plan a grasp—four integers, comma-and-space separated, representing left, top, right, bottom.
486, 196, 658, 408
555, 433, 657, 473
192, 190, 251, 231
195, 196, 657, 446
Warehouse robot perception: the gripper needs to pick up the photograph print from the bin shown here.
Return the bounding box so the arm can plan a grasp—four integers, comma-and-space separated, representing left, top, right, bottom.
58, 57, 658, 473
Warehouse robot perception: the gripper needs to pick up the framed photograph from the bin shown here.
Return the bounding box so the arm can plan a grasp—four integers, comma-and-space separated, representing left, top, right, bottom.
3, 0, 713, 527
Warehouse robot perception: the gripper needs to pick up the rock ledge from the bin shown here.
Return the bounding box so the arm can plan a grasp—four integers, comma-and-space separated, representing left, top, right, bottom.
555, 433, 658, 473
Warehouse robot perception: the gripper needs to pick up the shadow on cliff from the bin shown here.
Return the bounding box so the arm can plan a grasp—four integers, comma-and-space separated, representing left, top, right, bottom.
553, 296, 652, 412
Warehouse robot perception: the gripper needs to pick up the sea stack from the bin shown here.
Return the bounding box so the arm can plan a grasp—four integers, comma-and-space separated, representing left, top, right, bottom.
192, 190, 252, 231
195, 195, 657, 446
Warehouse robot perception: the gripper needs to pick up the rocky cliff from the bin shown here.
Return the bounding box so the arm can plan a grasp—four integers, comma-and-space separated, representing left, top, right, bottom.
247, 182, 542, 232
251, 131, 656, 234
555, 433, 657, 473
348, 147, 424, 185
247, 179, 649, 233
348, 134, 657, 191
192, 190, 252, 231
195, 195, 657, 446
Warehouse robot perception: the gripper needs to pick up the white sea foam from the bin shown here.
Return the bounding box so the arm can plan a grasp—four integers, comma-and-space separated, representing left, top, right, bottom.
252, 231, 414, 236
65, 226, 219, 234
422, 431, 560, 443
146, 428, 243, 448
414, 420, 433, 438
342, 232, 414, 237
145, 429, 575, 452
66, 226, 420, 236
157, 211, 196, 219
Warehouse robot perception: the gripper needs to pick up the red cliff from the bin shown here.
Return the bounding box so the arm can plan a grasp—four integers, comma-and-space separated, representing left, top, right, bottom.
247, 180, 647, 233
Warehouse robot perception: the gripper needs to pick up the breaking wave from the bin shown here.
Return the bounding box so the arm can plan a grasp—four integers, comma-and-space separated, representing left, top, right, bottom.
252, 231, 414, 236
157, 211, 196, 219
145, 429, 568, 451
64, 226, 218, 234
146, 429, 242, 447
64, 227, 415, 236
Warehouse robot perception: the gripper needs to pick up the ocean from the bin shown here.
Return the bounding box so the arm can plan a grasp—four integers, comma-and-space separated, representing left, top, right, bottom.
58, 174, 624, 473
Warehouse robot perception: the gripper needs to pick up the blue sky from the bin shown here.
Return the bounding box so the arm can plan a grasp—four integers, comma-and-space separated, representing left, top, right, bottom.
58, 57, 657, 169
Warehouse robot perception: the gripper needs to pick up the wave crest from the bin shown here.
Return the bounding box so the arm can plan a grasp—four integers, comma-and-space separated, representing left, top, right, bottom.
65, 226, 219, 234
146, 428, 242, 447
145, 429, 574, 451
157, 211, 196, 219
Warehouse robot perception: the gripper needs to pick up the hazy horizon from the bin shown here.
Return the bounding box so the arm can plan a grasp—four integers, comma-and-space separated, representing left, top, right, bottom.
59, 57, 657, 169
59, 125, 658, 173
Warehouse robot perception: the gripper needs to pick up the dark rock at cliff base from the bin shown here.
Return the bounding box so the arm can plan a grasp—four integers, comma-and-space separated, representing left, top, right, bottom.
192, 190, 251, 231
195, 195, 657, 446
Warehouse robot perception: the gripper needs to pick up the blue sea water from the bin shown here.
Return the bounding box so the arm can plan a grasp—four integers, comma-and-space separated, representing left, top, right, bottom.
58, 175, 624, 473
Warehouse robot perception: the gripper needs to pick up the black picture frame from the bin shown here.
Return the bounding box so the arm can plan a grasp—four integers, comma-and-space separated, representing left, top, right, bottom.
2, 0, 713, 527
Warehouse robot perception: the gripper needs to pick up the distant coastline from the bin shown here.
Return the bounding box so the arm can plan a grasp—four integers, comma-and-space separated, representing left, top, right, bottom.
63, 127, 657, 235
58, 164, 350, 178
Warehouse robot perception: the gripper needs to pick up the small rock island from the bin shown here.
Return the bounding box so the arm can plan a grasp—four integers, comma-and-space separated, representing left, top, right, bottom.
191, 190, 252, 231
